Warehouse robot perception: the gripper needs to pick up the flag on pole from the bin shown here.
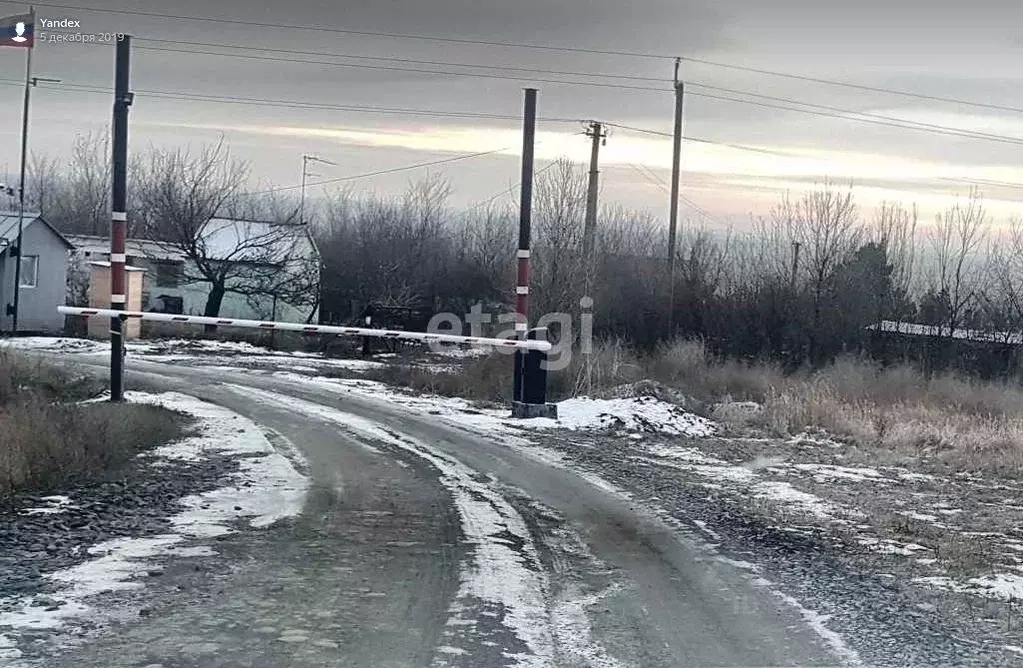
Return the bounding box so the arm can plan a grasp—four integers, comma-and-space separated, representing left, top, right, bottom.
0, 11, 34, 48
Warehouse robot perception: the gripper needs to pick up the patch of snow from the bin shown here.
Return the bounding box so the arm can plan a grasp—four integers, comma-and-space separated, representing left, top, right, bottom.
20, 495, 77, 516
1004, 645, 1023, 656
0, 633, 21, 661
769, 590, 862, 665
752, 481, 842, 521
0, 535, 181, 630
789, 463, 887, 483
550, 583, 629, 668
691, 465, 756, 483
895, 471, 936, 482
0, 392, 310, 636
0, 336, 106, 354
915, 573, 1023, 601
968, 573, 1023, 601
900, 511, 940, 523
859, 537, 930, 556
692, 519, 721, 541
433, 346, 492, 359
644, 444, 723, 465
521, 396, 716, 437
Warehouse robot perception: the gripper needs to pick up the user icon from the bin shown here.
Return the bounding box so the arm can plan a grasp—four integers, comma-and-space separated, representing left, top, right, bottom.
11, 21, 26, 42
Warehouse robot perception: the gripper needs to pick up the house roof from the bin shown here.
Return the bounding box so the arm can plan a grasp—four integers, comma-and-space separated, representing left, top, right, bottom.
66, 219, 316, 264
0, 213, 75, 250
66, 234, 183, 261
199, 218, 315, 263
866, 320, 1023, 345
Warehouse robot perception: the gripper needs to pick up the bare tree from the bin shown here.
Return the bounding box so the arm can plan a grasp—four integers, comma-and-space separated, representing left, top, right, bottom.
532, 158, 586, 316
872, 200, 918, 299
134, 140, 306, 326
927, 187, 989, 337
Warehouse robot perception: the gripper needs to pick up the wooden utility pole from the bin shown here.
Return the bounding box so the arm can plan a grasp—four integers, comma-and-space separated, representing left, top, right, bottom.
110, 35, 132, 402
582, 121, 606, 294
667, 57, 685, 339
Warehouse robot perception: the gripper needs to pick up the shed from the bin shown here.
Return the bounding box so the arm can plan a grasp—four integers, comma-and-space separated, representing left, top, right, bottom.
87, 261, 146, 340
0, 213, 74, 334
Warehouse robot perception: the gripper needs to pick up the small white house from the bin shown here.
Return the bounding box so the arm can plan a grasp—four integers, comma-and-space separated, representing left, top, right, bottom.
66, 218, 320, 323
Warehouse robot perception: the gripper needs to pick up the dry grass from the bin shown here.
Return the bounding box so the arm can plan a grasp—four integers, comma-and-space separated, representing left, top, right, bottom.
562, 339, 1023, 476
362, 352, 518, 404
0, 351, 186, 497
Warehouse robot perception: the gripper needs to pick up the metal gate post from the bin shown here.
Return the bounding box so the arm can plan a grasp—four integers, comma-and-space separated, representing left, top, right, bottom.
512, 327, 558, 419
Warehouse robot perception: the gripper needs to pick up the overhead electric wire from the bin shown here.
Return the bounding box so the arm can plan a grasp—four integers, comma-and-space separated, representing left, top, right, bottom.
465, 160, 562, 213
242, 146, 517, 196
15, 0, 1023, 116
51, 38, 1023, 149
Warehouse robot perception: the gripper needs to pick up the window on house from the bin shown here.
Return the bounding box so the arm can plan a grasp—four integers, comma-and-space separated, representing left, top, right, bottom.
155, 260, 184, 288
19, 255, 37, 288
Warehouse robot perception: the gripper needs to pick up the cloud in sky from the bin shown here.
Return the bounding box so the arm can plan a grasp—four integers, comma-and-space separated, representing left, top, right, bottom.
0, 0, 1020, 225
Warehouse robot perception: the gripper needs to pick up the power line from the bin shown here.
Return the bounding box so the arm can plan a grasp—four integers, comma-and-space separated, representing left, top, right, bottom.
242, 146, 516, 196
17, 0, 1023, 116
0, 77, 584, 124
22, 41, 1023, 151
673, 55, 1023, 117
685, 91, 1023, 148
687, 82, 1023, 147
12, 76, 1023, 194
53, 38, 1023, 148
465, 161, 561, 213
625, 162, 722, 225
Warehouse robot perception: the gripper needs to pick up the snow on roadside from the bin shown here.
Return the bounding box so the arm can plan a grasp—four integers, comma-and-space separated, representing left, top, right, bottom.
915, 573, 1023, 601
269, 372, 716, 438
0, 392, 310, 636
0, 337, 106, 354
520, 396, 716, 437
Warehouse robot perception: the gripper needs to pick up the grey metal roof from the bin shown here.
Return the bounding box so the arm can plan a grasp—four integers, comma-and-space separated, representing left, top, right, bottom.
0, 213, 74, 249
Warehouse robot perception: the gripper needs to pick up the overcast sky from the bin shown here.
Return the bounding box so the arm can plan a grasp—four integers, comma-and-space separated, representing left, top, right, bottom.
0, 0, 1021, 227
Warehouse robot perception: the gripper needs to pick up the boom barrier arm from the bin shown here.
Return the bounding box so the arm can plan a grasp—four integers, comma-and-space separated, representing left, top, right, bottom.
57, 306, 553, 352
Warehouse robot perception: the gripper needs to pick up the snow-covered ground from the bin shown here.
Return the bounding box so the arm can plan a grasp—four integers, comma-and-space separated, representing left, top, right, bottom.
0, 392, 309, 651
270, 372, 716, 439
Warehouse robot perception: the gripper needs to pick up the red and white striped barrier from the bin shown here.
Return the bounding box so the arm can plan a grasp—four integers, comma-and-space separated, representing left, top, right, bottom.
57, 306, 553, 352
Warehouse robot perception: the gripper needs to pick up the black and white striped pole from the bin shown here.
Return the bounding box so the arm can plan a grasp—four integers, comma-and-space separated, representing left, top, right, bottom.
109, 34, 132, 402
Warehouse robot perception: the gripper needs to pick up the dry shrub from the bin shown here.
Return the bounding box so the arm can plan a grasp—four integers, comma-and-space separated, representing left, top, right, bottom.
0, 400, 185, 497
0, 350, 186, 497
567, 338, 643, 398
363, 352, 516, 404
0, 351, 100, 405
646, 339, 784, 403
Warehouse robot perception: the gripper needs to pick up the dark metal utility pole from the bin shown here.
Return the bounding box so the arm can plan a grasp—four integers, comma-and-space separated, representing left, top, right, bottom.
9, 9, 33, 334
513, 88, 537, 404
110, 35, 132, 401
582, 121, 606, 294
667, 57, 684, 339
790, 241, 801, 291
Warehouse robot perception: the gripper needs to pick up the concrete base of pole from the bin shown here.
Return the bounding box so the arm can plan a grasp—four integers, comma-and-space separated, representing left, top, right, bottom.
511, 401, 558, 419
